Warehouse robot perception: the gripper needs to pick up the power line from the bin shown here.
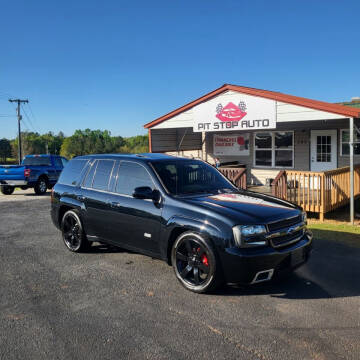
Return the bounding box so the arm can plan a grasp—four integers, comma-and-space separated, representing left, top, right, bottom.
21, 104, 37, 133
26, 103, 40, 130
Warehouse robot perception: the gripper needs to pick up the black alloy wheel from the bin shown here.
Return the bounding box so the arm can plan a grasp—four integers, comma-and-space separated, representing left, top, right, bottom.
171, 232, 223, 293
34, 177, 47, 195
1, 186, 15, 195
61, 210, 90, 252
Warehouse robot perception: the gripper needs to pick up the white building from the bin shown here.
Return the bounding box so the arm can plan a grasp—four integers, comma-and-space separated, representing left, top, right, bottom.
144, 84, 360, 221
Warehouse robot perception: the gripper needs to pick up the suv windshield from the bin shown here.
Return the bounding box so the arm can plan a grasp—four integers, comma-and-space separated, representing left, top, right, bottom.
152, 160, 236, 196
22, 157, 51, 166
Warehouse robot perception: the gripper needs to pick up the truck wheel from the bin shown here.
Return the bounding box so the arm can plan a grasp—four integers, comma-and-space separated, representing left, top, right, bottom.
1, 186, 15, 195
61, 210, 91, 252
171, 232, 224, 293
34, 177, 48, 195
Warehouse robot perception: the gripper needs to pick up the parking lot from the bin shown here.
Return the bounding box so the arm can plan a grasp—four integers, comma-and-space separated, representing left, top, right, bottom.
1, 191, 360, 360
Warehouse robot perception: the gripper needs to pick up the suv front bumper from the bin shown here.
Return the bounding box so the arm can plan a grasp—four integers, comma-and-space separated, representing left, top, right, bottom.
220, 231, 313, 284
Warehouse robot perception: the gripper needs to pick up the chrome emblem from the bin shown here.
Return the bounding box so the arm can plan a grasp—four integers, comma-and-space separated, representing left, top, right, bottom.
287, 226, 297, 234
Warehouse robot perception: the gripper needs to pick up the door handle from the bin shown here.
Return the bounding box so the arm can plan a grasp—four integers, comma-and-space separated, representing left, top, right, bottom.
77, 195, 86, 201
110, 202, 121, 208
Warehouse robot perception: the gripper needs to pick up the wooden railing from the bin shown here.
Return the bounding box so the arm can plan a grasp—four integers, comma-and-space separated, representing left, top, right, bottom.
271, 165, 360, 220
219, 167, 247, 190
271, 170, 287, 199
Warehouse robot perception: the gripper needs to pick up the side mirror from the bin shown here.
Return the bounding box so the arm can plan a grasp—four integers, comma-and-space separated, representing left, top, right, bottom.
133, 186, 156, 200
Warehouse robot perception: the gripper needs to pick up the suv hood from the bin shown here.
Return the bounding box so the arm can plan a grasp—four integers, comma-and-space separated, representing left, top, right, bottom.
182, 191, 300, 224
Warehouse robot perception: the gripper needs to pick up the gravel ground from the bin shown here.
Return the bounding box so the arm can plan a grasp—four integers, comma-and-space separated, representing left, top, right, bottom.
0, 194, 360, 360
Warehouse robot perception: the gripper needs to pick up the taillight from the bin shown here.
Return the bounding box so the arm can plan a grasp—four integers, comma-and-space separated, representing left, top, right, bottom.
24, 169, 31, 177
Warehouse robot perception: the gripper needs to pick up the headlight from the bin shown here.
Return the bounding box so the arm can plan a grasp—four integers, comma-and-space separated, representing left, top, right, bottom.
232, 225, 267, 248
302, 212, 307, 224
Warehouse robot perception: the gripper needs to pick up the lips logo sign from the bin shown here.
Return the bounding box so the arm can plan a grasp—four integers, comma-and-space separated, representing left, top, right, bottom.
216, 102, 247, 122
193, 95, 276, 132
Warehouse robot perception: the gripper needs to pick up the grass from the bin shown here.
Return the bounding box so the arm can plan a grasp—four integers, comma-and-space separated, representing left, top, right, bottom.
3, 158, 17, 165
308, 222, 360, 235
308, 222, 360, 247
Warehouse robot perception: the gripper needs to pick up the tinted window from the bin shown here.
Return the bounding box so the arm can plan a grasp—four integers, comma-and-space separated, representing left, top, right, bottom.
22, 156, 51, 166
58, 159, 89, 186
153, 160, 235, 195
82, 161, 97, 188
116, 162, 154, 195
54, 157, 63, 167
92, 160, 115, 191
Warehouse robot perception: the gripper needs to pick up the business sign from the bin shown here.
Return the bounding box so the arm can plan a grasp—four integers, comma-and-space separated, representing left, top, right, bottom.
193, 93, 276, 132
213, 134, 249, 156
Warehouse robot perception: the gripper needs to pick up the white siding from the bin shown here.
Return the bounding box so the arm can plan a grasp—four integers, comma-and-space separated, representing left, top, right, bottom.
277, 102, 345, 122
152, 109, 194, 129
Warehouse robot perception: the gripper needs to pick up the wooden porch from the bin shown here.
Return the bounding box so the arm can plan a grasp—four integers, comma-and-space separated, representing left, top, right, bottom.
219, 165, 360, 220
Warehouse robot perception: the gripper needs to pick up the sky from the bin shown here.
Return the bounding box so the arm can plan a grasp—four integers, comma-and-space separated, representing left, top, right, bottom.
0, 0, 359, 139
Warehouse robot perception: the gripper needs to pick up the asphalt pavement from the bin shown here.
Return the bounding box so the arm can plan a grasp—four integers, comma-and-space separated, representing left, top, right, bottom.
0, 192, 360, 360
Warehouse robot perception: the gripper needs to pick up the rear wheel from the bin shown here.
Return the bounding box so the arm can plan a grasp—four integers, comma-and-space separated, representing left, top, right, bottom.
61, 210, 91, 252
171, 232, 224, 293
1, 186, 14, 195
34, 177, 47, 195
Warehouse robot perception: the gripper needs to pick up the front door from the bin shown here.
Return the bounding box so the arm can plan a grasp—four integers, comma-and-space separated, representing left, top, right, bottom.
310, 130, 337, 172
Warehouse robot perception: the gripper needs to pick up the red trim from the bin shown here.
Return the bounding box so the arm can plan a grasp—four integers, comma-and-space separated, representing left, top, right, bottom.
148, 129, 152, 153
144, 84, 360, 129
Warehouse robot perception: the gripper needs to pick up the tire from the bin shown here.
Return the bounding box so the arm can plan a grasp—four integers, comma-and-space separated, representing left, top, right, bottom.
34, 177, 48, 195
171, 232, 224, 293
61, 210, 91, 252
1, 186, 15, 195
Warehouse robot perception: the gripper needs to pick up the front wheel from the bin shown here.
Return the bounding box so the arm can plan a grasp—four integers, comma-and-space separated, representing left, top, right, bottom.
61, 210, 91, 252
34, 177, 47, 195
171, 232, 224, 293
1, 186, 15, 195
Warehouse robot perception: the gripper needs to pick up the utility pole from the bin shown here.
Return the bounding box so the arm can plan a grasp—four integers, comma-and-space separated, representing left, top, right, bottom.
9, 99, 28, 164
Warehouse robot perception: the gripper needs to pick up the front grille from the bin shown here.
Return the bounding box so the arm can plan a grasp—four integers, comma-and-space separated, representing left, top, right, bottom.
267, 215, 302, 232
270, 229, 303, 248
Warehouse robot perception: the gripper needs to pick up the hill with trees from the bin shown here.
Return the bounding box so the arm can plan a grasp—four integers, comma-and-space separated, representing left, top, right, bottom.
3, 129, 149, 162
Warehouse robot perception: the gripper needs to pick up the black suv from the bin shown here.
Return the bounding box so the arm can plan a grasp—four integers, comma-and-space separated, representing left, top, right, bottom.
51, 154, 312, 293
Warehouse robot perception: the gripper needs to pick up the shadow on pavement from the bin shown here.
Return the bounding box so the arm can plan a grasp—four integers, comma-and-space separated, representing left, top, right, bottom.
217, 228, 360, 300
88, 243, 126, 254
82, 229, 360, 300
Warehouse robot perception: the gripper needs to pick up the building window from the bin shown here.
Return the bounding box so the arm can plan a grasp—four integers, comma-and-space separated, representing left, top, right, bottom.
254, 131, 294, 168
340, 129, 360, 156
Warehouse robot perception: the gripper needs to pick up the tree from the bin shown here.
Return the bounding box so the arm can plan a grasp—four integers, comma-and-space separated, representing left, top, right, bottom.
60, 129, 125, 159
0, 138, 12, 163
4, 129, 148, 161
118, 135, 148, 154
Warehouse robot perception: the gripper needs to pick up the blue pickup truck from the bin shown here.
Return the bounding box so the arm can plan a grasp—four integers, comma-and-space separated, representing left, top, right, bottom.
0, 154, 68, 195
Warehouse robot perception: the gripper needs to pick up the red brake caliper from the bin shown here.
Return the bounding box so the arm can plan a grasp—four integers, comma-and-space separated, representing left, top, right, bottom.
201, 254, 209, 266
197, 247, 209, 266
